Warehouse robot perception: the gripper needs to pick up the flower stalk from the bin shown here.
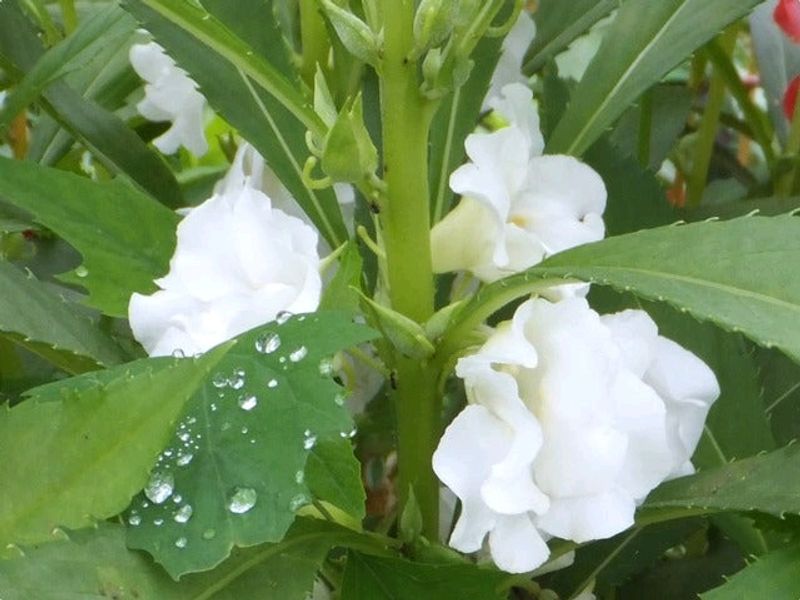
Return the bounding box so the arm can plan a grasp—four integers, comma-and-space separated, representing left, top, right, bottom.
379, 0, 440, 539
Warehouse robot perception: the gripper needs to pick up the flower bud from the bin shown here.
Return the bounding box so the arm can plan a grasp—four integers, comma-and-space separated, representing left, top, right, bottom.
775, 0, 800, 43
413, 0, 456, 52
318, 0, 380, 66
321, 94, 378, 184
783, 74, 800, 120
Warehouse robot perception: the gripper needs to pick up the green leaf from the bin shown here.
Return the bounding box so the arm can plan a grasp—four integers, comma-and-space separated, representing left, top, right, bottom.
0, 2, 183, 208
306, 439, 366, 520
429, 33, 503, 224
446, 216, 800, 365
641, 444, 800, 521
126, 313, 376, 578
0, 261, 125, 372
0, 348, 228, 552
0, 157, 178, 317
320, 242, 363, 313
701, 545, 800, 600
341, 551, 508, 600
122, 0, 349, 249
547, 0, 763, 156
0, 519, 384, 600
523, 0, 617, 75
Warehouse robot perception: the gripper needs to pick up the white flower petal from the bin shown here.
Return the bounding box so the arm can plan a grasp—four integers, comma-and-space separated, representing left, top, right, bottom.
537, 489, 636, 543
488, 513, 550, 574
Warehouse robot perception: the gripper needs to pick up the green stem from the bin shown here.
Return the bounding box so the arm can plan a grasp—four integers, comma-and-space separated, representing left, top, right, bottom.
637, 89, 653, 168
379, 0, 439, 539
685, 31, 736, 209
299, 0, 330, 87
777, 91, 800, 198
58, 0, 77, 35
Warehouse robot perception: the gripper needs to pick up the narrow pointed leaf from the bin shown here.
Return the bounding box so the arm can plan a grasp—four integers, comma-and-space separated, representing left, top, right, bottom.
547, 0, 763, 156
700, 545, 800, 600
448, 217, 800, 364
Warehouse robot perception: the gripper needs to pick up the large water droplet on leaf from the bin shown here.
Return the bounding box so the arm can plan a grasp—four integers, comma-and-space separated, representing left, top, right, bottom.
238, 394, 258, 411
267, 378, 279, 389
289, 346, 308, 363
144, 471, 174, 504
175, 537, 188, 549
128, 513, 142, 526
303, 430, 317, 450
255, 332, 281, 354
276, 311, 293, 325
174, 504, 193, 524
229, 369, 246, 390
227, 487, 257, 514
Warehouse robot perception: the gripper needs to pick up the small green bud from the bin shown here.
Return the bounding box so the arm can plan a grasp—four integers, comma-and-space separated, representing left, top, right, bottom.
413, 0, 455, 52
321, 94, 378, 184
358, 293, 436, 359
318, 0, 380, 66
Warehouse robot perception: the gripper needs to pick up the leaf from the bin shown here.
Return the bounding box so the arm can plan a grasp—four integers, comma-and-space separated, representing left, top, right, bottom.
340, 551, 508, 600
583, 138, 676, 236
523, 0, 617, 75
759, 349, 800, 446
0, 348, 228, 552
0, 157, 178, 317
306, 439, 366, 520
126, 313, 376, 578
544, 520, 703, 600
0, 261, 125, 372
641, 444, 800, 521
547, 0, 763, 156
429, 32, 503, 224
701, 545, 800, 600
0, 519, 386, 600
0, 2, 182, 208
320, 242, 363, 313
122, 0, 348, 248
446, 216, 800, 365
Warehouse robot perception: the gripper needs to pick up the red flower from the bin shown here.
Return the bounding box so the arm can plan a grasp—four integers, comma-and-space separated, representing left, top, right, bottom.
775, 0, 800, 43
783, 75, 800, 120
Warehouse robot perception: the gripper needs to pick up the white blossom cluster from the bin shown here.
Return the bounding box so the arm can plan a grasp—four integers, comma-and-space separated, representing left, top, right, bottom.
127, 18, 720, 582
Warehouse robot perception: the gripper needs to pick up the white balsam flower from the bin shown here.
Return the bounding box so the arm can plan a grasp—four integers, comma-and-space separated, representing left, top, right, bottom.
432, 297, 720, 573
129, 41, 208, 156
129, 178, 322, 357
485, 11, 536, 107
431, 84, 606, 284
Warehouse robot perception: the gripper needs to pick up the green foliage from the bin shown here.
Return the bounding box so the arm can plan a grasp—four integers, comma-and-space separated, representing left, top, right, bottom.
0, 347, 228, 552
125, 313, 375, 578
0, 157, 178, 317
547, 0, 764, 156
642, 444, 800, 520
0, 1, 182, 207
0, 261, 125, 373
340, 551, 509, 600
0, 519, 384, 600
701, 545, 800, 600
450, 217, 800, 363
306, 439, 366, 520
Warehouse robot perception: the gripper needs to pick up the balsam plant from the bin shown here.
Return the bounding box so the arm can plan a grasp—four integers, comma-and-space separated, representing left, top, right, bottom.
2, 0, 800, 598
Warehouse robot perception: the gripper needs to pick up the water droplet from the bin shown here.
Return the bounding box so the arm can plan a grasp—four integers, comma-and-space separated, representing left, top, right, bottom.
75, 265, 88, 278
179, 431, 191, 443
267, 378, 279, 389
174, 504, 193, 524
289, 494, 309, 511
227, 487, 257, 514
276, 311, 293, 324
154, 518, 164, 526
177, 452, 194, 467
295, 470, 304, 484
339, 427, 357, 439
241, 426, 249, 435
201, 13, 210, 20
289, 346, 308, 363
172, 348, 186, 359
211, 403, 218, 412
186, 416, 197, 425
202, 529, 216, 540
318, 358, 335, 377
173, 494, 183, 504
238, 394, 258, 411
175, 537, 188, 549
255, 332, 281, 354
303, 430, 317, 450
144, 471, 174, 504
334, 392, 346, 407
212, 373, 228, 389
128, 513, 142, 526
229, 369, 246, 390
